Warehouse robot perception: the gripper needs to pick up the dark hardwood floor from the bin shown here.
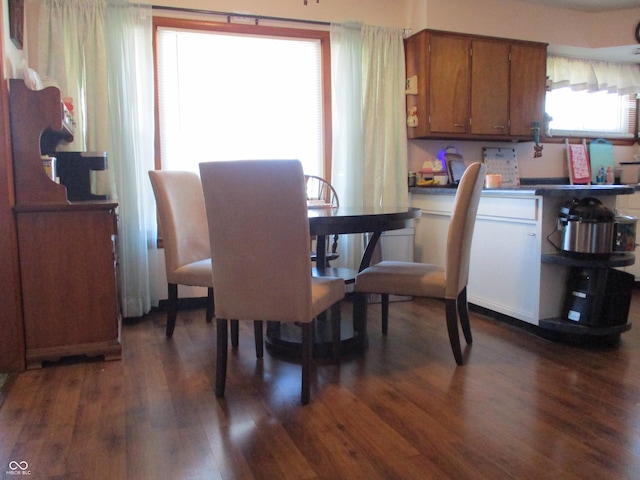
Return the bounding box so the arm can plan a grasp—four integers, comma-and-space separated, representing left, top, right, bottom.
2, 291, 640, 479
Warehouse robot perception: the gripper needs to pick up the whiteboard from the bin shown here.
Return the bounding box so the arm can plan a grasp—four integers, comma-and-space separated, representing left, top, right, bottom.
482, 148, 520, 187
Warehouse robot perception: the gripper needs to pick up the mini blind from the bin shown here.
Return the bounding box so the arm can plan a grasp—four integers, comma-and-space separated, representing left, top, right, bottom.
156, 27, 324, 176
546, 89, 637, 139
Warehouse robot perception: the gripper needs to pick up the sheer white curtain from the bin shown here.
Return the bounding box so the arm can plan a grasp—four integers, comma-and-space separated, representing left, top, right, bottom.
547, 56, 640, 95
330, 23, 408, 271
361, 25, 408, 208
330, 22, 365, 271
35, 0, 156, 318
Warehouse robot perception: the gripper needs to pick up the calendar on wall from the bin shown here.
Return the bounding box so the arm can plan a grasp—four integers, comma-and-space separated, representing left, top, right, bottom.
482, 148, 520, 187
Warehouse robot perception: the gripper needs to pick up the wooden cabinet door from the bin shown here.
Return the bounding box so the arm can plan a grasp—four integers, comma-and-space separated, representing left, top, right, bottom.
17, 206, 121, 368
429, 33, 470, 134
470, 39, 510, 135
509, 43, 547, 137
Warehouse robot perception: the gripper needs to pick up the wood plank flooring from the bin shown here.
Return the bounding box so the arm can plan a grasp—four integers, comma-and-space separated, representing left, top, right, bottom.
2, 292, 640, 479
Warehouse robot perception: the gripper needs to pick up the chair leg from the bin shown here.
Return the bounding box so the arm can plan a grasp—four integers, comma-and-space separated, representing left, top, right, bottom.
166, 283, 178, 338
381, 294, 390, 335
206, 287, 214, 323
301, 321, 313, 405
254, 320, 264, 359
331, 302, 341, 361
215, 318, 229, 397
231, 320, 239, 349
445, 299, 464, 366
457, 287, 473, 345
353, 293, 368, 338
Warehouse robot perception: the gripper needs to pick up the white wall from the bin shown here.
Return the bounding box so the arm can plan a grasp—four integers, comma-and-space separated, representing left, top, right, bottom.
3, 0, 25, 79
422, 0, 640, 49
152, 0, 413, 28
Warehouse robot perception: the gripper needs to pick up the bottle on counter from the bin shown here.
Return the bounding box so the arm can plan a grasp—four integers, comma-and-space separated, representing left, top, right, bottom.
596, 165, 605, 184
408, 171, 416, 187
605, 166, 614, 185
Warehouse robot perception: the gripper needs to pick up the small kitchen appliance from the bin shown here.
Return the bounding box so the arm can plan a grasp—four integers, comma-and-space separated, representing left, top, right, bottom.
54, 151, 109, 201
562, 267, 633, 327
613, 214, 637, 253
556, 197, 615, 258
619, 161, 640, 184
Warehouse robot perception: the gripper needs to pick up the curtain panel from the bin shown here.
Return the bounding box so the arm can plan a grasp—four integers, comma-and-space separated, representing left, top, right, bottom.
35, 0, 156, 318
329, 23, 408, 272
547, 56, 640, 95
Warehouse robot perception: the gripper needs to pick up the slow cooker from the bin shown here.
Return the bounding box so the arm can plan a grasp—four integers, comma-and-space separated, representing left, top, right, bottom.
557, 197, 615, 258
613, 214, 637, 253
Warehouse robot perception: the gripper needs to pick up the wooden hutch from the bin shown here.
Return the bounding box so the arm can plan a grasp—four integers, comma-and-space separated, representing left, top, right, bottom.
9, 79, 121, 369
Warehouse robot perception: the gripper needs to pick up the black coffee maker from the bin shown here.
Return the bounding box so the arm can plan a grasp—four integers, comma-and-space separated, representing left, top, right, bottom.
54, 151, 109, 201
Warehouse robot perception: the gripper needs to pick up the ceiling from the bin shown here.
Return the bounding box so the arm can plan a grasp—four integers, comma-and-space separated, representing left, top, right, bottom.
513, 0, 640, 62
516, 0, 640, 12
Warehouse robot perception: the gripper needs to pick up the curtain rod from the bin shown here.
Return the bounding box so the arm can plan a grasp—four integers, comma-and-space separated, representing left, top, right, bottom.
151, 5, 331, 27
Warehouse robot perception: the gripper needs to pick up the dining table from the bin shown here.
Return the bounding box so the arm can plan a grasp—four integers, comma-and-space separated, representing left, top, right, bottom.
265, 205, 421, 359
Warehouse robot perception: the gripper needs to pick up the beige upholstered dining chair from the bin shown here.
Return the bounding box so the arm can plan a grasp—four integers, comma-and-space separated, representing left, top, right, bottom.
149, 170, 214, 338
354, 162, 487, 365
199, 159, 345, 405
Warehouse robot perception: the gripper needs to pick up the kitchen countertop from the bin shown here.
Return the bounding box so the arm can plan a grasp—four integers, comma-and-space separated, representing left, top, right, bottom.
410, 184, 636, 197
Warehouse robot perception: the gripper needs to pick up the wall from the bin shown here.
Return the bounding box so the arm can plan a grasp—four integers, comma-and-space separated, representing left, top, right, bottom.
422, 0, 640, 49
0, 0, 25, 371
152, 0, 412, 28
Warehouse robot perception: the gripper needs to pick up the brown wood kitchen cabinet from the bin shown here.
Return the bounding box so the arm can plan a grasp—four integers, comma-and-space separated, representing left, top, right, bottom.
9, 79, 121, 368
405, 29, 547, 141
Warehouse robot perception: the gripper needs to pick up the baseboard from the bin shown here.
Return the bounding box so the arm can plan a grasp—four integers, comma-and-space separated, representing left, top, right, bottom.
155, 296, 210, 312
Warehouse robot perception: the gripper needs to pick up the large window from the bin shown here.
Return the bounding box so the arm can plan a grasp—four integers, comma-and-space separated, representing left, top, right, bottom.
545, 55, 639, 140
153, 18, 331, 177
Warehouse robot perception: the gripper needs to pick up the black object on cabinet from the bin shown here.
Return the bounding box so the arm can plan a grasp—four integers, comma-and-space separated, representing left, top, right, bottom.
562, 267, 634, 327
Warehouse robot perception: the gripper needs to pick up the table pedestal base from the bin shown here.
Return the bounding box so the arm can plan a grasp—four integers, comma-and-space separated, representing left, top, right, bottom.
265, 309, 368, 359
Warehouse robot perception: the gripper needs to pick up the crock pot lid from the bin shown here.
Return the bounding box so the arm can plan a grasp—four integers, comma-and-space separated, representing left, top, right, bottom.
561, 197, 615, 222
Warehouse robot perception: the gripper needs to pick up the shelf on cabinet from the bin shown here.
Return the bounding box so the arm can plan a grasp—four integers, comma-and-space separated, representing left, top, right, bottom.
541, 252, 635, 268
538, 317, 631, 335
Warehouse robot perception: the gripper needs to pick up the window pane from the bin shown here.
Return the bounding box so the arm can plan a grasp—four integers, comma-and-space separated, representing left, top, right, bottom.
156, 27, 324, 176
546, 88, 635, 138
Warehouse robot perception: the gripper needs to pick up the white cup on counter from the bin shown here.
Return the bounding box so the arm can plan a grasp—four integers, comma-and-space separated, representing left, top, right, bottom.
485, 173, 502, 189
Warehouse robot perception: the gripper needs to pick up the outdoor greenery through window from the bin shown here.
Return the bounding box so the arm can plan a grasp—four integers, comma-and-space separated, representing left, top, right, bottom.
154, 19, 329, 177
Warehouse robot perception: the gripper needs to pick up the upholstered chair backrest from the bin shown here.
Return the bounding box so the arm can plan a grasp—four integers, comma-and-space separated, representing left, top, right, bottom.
149, 170, 211, 284
445, 162, 487, 299
199, 160, 314, 323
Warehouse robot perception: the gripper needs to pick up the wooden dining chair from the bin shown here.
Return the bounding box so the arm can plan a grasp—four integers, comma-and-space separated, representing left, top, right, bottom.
354, 162, 487, 365
305, 175, 340, 267
199, 159, 345, 404
149, 170, 216, 337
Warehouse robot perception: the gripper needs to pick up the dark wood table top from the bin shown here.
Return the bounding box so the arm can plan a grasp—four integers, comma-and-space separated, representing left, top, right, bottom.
308, 205, 420, 236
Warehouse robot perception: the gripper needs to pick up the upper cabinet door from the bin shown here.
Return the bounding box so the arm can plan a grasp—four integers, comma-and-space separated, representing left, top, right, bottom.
429, 33, 470, 134
509, 43, 547, 137
404, 29, 547, 141
470, 39, 510, 135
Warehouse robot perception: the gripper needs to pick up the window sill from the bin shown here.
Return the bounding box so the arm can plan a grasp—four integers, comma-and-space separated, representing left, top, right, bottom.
548, 129, 635, 140
542, 135, 636, 146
